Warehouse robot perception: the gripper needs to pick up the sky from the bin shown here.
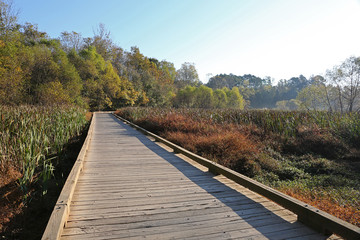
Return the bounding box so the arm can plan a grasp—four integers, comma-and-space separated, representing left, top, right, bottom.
13, 0, 360, 84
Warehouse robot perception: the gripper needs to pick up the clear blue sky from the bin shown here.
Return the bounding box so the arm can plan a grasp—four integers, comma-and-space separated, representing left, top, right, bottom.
13, 0, 360, 83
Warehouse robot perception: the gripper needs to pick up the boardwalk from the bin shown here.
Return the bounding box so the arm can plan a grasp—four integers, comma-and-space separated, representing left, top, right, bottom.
59, 113, 336, 239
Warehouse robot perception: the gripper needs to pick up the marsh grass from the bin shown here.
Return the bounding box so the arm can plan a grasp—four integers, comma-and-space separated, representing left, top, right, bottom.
0, 105, 87, 196
115, 107, 360, 226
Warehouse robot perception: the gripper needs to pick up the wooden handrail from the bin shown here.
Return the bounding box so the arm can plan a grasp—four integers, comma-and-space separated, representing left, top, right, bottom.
42, 113, 96, 240
113, 113, 360, 240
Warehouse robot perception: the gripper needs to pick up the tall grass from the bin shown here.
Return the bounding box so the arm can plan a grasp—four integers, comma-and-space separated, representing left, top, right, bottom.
0, 105, 87, 195
115, 107, 360, 226
117, 107, 360, 146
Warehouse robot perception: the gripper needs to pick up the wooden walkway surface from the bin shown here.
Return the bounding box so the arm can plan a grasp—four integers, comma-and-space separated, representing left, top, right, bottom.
60, 112, 337, 239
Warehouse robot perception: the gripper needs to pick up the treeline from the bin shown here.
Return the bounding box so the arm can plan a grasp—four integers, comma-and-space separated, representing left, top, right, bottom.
174, 85, 245, 109
0, 1, 198, 110
207, 74, 306, 109
206, 62, 360, 113
1, 1, 359, 112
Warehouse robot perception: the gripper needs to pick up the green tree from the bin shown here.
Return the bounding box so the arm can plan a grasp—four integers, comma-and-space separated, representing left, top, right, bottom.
25, 39, 82, 105
213, 89, 228, 108
173, 85, 196, 107
206, 73, 244, 90
249, 85, 277, 109
0, 38, 30, 104
0, 0, 31, 104
193, 85, 214, 108
73, 46, 137, 110
125, 47, 175, 106
48, 39, 82, 104
36, 81, 70, 105
296, 77, 335, 111
225, 87, 245, 109
87, 23, 114, 61
29, 45, 60, 103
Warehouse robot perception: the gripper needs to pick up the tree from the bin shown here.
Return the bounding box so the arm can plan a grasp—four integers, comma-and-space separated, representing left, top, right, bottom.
193, 85, 214, 108
23, 39, 84, 105
0, 0, 18, 41
20, 22, 47, 45
60, 31, 83, 52
225, 87, 245, 109
206, 73, 243, 90
0, 0, 29, 104
175, 62, 200, 89
326, 56, 360, 112
213, 89, 228, 108
88, 23, 113, 60
276, 99, 300, 110
36, 81, 70, 105
48, 39, 83, 104
297, 84, 327, 110
29, 44, 60, 101
206, 73, 277, 108
158, 60, 176, 84
173, 85, 196, 107
109, 46, 126, 75
243, 74, 266, 89
296, 75, 337, 111
250, 84, 275, 108
124, 47, 175, 106
0, 38, 30, 104
74, 45, 138, 110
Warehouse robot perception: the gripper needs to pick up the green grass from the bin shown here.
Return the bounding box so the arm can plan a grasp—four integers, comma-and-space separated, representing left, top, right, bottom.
0, 105, 88, 195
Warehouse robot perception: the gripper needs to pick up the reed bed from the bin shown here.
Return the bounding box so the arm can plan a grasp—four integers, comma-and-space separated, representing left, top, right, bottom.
115, 107, 360, 226
0, 105, 88, 194
117, 107, 360, 145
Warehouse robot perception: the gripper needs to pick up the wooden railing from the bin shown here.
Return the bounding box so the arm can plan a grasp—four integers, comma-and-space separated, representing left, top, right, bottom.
113, 113, 360, 240
42, 113, 95, 240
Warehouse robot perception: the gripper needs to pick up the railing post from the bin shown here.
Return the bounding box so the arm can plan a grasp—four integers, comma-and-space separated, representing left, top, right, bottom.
208, 165, 219, 175
298, 213, 332, 236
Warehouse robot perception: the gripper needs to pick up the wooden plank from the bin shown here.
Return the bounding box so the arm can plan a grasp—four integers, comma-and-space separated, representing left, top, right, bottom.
69, 192, 261, 210
73, 179, 241, 191
69, 198, 272, 217
62, 209, 297, 237
68, 204, 292, 225
73, 179, 243, 192
41, 204, 68, 240
71, 187, 247, 199
60, 216, 304, 240
71, 185, 258, 198
190, 225, 317, 240
66, 205, 294, 229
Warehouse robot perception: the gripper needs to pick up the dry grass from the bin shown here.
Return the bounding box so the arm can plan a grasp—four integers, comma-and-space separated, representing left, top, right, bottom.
115, 107, 360, 227
281, 187, 360, 227
165, 130, 261, 176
